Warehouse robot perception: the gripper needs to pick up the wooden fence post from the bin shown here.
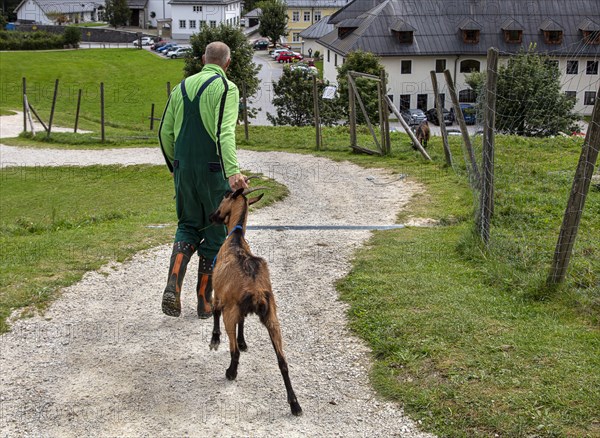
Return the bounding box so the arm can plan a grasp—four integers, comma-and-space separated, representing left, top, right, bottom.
430, 70, 453, 167
22, 77, 27, 133
74, 89, 82, 133
100, 82, 105, 143
547, 85, 600, 285
444, 69, 481, 187
478, 48, 499, 245
23, 95, 35, 135
348, 73, 357, 150
149, 103, 155, 130
385, 96, 431, 161
46, 79, 59, 139
380, 69, 390, 154
312, 75, 321, 150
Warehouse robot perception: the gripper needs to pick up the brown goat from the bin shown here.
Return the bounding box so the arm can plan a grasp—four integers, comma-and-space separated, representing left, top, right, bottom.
208, 188, 302, 416
415, 120, 430, 149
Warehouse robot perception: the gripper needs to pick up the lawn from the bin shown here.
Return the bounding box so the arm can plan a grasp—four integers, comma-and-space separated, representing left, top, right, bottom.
1, 50, 599, 437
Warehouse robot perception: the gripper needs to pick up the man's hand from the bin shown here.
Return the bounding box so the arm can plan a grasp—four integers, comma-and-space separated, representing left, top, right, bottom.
228, 173, 249, 191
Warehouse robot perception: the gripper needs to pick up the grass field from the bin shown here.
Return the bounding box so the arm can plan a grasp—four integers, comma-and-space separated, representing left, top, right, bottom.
1, 49, 599, 436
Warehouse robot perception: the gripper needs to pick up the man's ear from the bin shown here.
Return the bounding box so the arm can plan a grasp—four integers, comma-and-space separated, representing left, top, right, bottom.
224, 58, 231, 71
202, 54, 206, 65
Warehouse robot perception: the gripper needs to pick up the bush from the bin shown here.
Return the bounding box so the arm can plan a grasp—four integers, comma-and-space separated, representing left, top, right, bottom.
313, 50, 320, 60
0, 30, 65, 50
63, 26, 81, 46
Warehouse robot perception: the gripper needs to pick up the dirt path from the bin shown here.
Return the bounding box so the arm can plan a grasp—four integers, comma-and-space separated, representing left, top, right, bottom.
0, 140, 433, 437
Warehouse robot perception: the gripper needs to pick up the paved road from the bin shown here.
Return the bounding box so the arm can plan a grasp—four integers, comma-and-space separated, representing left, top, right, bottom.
250, 51, 284, 125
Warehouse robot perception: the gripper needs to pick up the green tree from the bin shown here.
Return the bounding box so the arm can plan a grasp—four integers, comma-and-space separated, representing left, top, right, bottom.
257, 0, 287, 47
184, 24, 261, 108
63, 26, 81, 46
104, 0, 130, 28
336, 50, 385, 125
467, 46, 577, 136
268, 65, 342, 126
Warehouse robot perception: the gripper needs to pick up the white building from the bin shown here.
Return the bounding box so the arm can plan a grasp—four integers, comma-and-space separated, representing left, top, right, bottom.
169, 0, 241, 40
15, 0, 104, 25
318, 0, 600, 116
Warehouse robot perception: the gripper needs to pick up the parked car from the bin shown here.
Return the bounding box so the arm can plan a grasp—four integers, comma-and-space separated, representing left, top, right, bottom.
270, 48, 289, 59
167, 46, 192, 59
401, 108, 427, 126
426, 107, 453, 126
450, 103, 477, 125
158, 43, 178, 53
276, 51, 303, 63
151, 40, 168, 50
133, 36, 154, 46
253, 39, 269, 50
289, 62, 318, 75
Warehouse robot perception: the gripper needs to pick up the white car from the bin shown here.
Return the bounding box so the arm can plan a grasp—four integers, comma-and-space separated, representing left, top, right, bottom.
167, 47, 192, 59
270, 48, 289, 59
133, 36, 154, 46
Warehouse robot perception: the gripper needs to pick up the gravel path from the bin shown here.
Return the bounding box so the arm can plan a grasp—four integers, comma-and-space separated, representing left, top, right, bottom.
0, 117, 433, 437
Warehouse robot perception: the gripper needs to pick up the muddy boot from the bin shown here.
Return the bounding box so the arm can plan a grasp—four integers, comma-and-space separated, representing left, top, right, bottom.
162, 242, 195, 317
196, 254, 214, 319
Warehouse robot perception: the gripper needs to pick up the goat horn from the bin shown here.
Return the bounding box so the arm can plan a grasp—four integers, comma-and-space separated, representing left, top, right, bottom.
244, 175, 261, 182
243, 186, 268, 196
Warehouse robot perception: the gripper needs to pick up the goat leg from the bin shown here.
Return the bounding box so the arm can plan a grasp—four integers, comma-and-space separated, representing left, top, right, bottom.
237, 317, 248, 352
224, 309, 240, 380
265, 318, 302, 416
209, 309, 221, 351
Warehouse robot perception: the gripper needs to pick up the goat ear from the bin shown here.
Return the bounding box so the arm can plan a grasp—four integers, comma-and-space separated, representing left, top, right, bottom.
248, 193, 264, 206
232, 188, 244, 199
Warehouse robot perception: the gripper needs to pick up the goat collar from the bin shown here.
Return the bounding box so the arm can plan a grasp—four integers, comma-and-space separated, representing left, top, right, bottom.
227, 224, 244, 237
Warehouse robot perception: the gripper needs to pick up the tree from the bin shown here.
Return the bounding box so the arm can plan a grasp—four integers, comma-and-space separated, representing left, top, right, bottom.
267, 65, 342, 126
257, 0, 287, 47
336, 50, 385, 125
63, 26, 82, 46
104, 0, 130, 28
467, 46, 577, 136
184, 24, 262, 109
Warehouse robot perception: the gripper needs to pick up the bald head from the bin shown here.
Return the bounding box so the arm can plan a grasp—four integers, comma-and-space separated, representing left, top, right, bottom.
203, 41, 231, 70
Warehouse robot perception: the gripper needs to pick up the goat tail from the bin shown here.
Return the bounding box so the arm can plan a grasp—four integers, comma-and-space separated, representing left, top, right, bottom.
240, 290, 273, 322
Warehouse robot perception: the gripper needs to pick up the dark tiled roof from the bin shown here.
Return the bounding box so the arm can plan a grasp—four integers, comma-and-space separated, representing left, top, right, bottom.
128, 0, 148, 9
319, 0, 600, 57
539, 18, 563, 31
578, 18, 600, 31
501, 18, 523, 31
285, 0, 348, 7
169, 0, 238, 4
299, 15, 333, 39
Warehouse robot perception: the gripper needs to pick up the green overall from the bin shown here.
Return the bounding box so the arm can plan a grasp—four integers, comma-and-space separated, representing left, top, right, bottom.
173, 75, 230, 259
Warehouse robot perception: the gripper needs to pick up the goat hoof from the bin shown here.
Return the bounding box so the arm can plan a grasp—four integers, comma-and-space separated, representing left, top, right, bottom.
225, 368, 237, 381
238, 341, 247, 352
209, 341, 219, 351
290, 401, 303, 416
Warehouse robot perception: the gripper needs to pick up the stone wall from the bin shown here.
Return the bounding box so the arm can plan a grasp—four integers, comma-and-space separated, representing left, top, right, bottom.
15, 25, 155, 43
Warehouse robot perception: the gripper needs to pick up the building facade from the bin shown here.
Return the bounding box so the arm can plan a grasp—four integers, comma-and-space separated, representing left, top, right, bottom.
285, 0, 348, 50
169, 0, 241, 40
318, 0, 600, 116
15, 0, 105, 25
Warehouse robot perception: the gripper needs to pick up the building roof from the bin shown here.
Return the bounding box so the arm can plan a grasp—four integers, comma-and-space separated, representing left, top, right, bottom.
285, 0, 349, 8
245, 7, 261, 18
299, 15, 333, 39
318, 0, 600, 57
169, 0, 239, 4
127, 0, 148, 9
15, 0, 103, 14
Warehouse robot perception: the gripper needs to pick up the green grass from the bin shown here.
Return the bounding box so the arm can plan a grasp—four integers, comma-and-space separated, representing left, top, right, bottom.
0, 165, 288, 333
0, 49, 184, 137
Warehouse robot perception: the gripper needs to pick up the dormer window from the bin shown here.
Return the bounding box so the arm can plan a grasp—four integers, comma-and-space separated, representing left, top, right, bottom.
540, 18, 563, 44
390, 19, 415, 44
459, 17, 482, 44
463, 29, 480, 43
337, 18, 360, 39
579, 19, 600, 44
501, 18, 523, 44
338, 27, 355, 38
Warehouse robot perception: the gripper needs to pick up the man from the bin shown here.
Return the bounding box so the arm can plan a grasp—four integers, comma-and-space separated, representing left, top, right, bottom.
158, 41, 248, 319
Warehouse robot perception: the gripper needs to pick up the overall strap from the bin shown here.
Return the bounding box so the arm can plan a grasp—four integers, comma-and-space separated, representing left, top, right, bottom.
179, 74, 222, 100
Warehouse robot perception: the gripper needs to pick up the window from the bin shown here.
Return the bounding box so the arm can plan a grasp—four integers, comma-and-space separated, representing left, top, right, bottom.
435, 59, 446, 73
504, 29, 522, 43
304, 11, 310, 22
459, 89, 477, 103
583, 30, 600, 44
292, 32, 300, 42
394, 31, 413, 43
210, 20, 216, 28
387, 94, 394, 102
460, 59, 480, 73
200, 20, 206, 27
400, 94, 410, 111
327, 49, 330, 62
193, 5, 202, 12
586, 60, 599, 75
544, 30, 563, 44
417, 94, 427, 110
179, 20, 186, 28
566, 60, 578, 75
401, 60, 412, 74
584, 91, 597, 105
189, 20, 196, 28
334, 54, 338, 67
462, 29, 480, 43
314, 11, 321, 21
292, 11, 299, 22
565, 91, 577, 101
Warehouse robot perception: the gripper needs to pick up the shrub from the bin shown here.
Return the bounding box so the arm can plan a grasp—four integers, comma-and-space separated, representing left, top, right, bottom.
63, 26, 82, 46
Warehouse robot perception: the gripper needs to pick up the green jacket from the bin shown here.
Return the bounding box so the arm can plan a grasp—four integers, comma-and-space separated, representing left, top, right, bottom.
159, 64, 240, 177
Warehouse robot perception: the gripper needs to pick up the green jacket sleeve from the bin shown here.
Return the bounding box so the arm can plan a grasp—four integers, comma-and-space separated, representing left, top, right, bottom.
158, 92, 177, 172
215, 81, 240, 178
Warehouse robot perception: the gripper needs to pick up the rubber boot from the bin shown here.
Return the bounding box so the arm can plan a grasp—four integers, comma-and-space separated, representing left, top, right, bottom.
162, 242, 195, 317
196, 254, 214, 319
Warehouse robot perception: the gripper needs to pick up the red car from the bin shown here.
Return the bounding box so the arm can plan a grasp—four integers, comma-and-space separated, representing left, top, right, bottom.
276, 51, 303, 63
